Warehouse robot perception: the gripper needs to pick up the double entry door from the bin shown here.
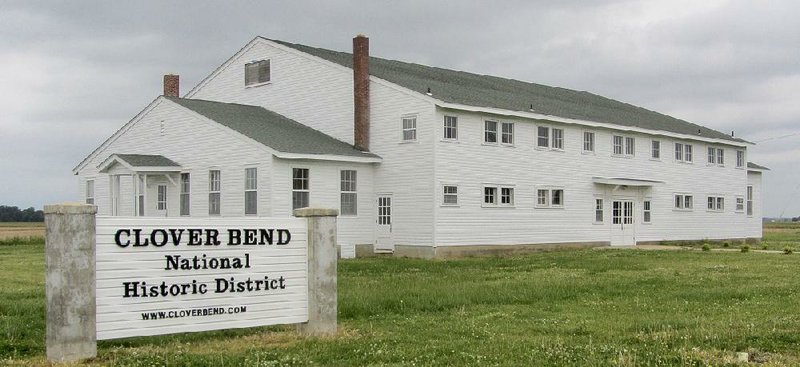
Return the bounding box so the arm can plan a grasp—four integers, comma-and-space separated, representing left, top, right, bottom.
611, 198, 635, 246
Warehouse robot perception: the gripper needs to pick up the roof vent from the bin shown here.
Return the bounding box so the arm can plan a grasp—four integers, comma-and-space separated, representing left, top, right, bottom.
731, 130, 735, 137
426, 87, 432, 96
529, 104, 535, 112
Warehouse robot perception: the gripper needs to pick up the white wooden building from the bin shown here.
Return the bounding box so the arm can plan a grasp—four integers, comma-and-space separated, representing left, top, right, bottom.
74, 35, 767, 258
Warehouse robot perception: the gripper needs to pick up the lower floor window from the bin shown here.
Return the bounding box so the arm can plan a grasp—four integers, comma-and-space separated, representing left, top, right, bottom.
443, 185, 458, 205
594, 199, 603, 223
643, 200, 651, 223
157, 185, 167, 211
674, 194, 693, 210
707, 196, 724, 212
483, 186, 514, 207
537, 188, 564, 208
735, 196, 745, 212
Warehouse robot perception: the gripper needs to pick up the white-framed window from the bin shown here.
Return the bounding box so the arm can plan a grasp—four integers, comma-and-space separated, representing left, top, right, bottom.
442, 185, 458, 206
707, 195, 724, 212
583, 131, 595, 153
443, 115, 458, 140
85, 179, 95, 205
537, 126, 550, 148
643, 199, 652, 223
483, 185, 514, 207
651, 140, 660, 159
746, 185, 753, 216
292, 168, 310, 210
484, 120, 498, 144
736, 150, 745, 168
402, 116, 417, 141
675, 143, 693, 162
501, 122, 514, 145
613, 135, 634, 157
613, 135, 624, 155
707, 147, 716, 164
536, 188, 564, 208
674, 193, 693, 210
538, 126, 563, 149
137, 175, 145, 217
735, 196, 745, 212
625, 137, 635, 156
209, 170, 221, 215
157, 184, 167, 211
594, 198, 604, 223
340, 170, 357, 216
716, 148, 724, 165
245, 167, 257, 215
553, 128, 564, 150
245, 59, 270, 86
180, 173, 190, 216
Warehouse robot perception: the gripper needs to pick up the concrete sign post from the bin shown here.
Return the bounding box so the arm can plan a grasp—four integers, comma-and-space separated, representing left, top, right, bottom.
44, 203, 97, 362
44, 203, 339, 363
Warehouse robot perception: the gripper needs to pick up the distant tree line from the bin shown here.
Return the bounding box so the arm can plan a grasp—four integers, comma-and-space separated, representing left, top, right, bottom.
0, 206, 44, 222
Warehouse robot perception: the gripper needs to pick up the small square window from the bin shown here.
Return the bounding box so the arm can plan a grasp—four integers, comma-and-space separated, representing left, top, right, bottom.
484, 187, 497, 205
500, 187, 514, 205
443, 185, 458, 205
245, 60, 270, 86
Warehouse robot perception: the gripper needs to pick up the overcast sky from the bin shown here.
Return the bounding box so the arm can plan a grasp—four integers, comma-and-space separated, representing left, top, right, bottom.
1, 1, 798, 217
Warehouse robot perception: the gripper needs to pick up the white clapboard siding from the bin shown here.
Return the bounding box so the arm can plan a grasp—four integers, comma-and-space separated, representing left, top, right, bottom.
95, 216, 307, 340
433, 107, 762, 245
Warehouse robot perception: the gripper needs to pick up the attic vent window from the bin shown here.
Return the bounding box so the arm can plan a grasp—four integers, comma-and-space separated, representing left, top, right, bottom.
245, 59, 270, 86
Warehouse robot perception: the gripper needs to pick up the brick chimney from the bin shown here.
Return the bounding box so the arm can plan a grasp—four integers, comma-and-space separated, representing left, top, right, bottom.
353, 35, 370, 151
163, 74, 179, 97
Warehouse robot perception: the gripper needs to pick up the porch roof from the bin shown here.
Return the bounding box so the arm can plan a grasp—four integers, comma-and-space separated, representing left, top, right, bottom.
592, 177, 664, 187
98, 154, 182, 173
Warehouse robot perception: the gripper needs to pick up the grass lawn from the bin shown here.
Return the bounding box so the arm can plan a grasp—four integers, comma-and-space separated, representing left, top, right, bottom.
2, 227, 800, 366
665, 222, 800, 252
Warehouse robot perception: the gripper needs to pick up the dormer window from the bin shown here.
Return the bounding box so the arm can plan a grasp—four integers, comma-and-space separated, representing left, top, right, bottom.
245, 60, 270, 86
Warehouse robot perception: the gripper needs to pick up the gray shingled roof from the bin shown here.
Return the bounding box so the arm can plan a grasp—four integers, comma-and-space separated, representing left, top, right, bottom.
166, 97, 379, 159
115, 154, 180, 167
270, 38, 746, 144
747, 162, 770, 171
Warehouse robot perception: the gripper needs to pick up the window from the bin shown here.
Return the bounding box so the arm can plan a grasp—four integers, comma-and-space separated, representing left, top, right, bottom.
443, 185, 458, 206
209, 170, 221, 215
483, 186, 514, 207
537, 126, 550, 148
292, 168, 309, 210
501, 187, 514, 205
675, 143, 692, 162
245, 59, 270, 86
643, 200, 651, 223
484, 187, 497, 205
746, 185, 753, 216
552, 128, 564, 150
707, 196, 724, 212
536, 188, 564, 208
583, 132, 595, 152
340, 170, 357, 215
613, 135, 624, 155
402, 116, 417, 141
85, 180, 94, 205
625, 137, 635, 156
501, 122, 514, 145
594, 198, 604, 223
735, 196, 745, 212
137, 175, 145, 216
443, 115, 458, 140
651, 140, 660, 159
484, 120, 498, 143
245, 168, 257, 215
716, 149, 724, 165
180, 173, 190, 216
708, 147, 716, 164
736, 150, 745, 168
674, 194, 693, 210
157, 185, 167, 211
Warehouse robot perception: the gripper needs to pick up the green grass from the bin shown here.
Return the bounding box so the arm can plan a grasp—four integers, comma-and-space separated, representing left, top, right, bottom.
663, 222, 800, 252
3, 236, 800, 366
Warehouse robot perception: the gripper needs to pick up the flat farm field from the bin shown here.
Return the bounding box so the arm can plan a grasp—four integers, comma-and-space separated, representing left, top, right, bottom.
1, 224, 799, 366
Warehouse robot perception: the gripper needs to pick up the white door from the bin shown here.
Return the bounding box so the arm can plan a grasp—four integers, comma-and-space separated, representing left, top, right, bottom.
375, 195, 394, 253
611, 199, 635, 246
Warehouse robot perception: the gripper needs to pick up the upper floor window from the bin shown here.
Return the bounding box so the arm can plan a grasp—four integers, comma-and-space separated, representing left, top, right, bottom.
245, 167, 257, 215
340, 170, 357, 216
717, 148, 724, 165
675, 143, 693, 163
736, 150, 745, 168
245, 60, 270, 86
613, 135, 634, 157
443, 115, 458, 140
443, 185, 458, 206
538, 126, 563, 150
85, 180, 95, 205
209, 170, 221, 215
651, 140, 660, 159
583, 132, 595, 153
501, 122, 514, 145
402, 116, 417, 141
484, 120, 498, 143
708, 147, 724, 165
292, 168, 310, 210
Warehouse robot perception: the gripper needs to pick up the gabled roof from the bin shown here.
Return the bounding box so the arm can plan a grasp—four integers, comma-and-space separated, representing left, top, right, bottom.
166, 97, 380, 159
747, 162, 770, 171
98, 154, 182, 173
269, 38, 746, 144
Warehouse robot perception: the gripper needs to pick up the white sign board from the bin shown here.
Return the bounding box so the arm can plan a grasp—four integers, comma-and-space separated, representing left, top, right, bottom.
95, 217, 308, 340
